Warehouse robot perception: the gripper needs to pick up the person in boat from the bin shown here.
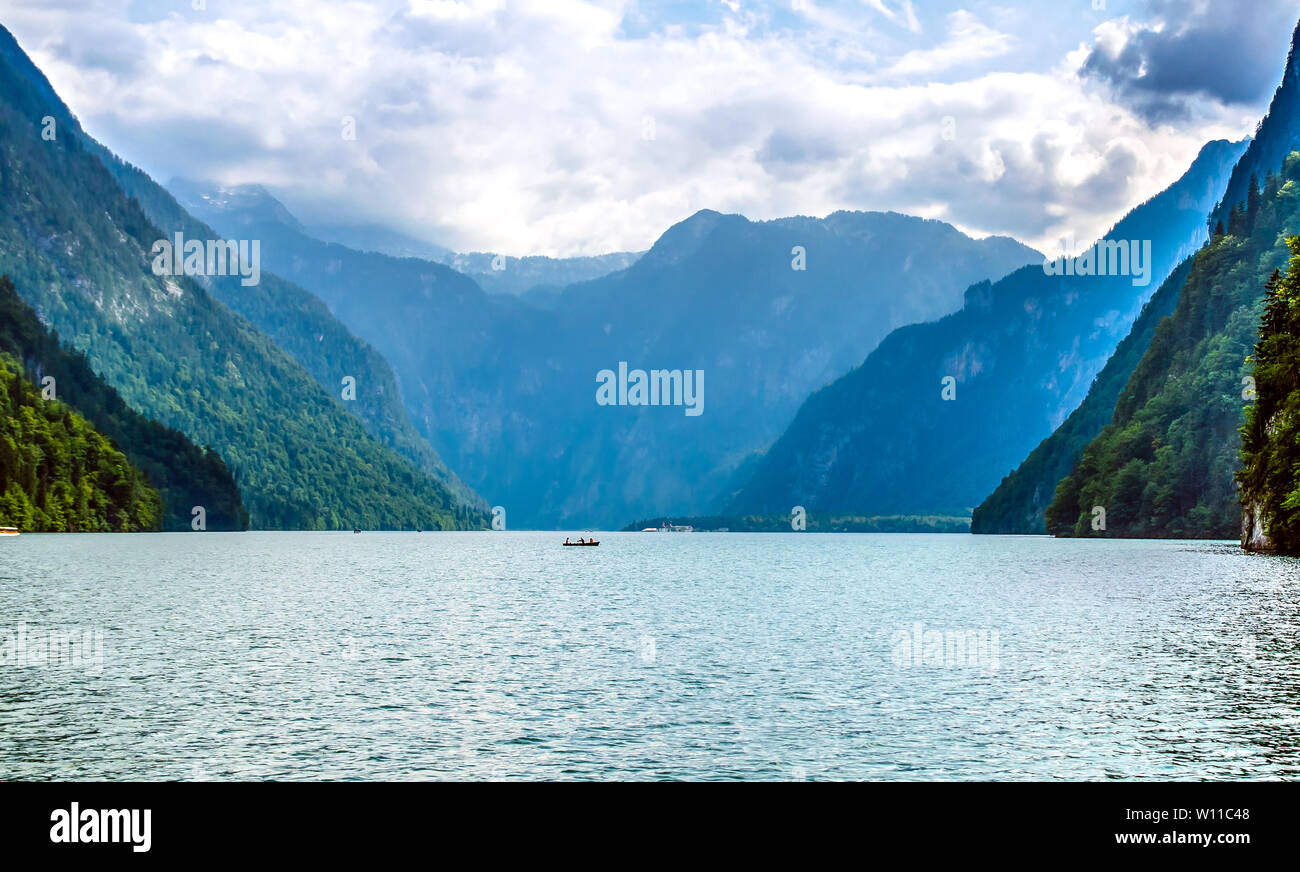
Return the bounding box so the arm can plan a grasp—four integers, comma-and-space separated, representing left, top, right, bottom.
565, 537, 571, 544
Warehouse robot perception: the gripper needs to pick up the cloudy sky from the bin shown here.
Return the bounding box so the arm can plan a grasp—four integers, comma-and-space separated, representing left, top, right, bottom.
4, 0, 1298, 255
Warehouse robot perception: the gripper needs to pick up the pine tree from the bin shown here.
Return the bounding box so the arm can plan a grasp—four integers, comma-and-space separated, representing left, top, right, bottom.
1240, 242, 1300, 553
1247, 173, 1263, 232
1228, 202, 1246, 236
1265, 169, 1282, 200
1258, 268, 1289, 344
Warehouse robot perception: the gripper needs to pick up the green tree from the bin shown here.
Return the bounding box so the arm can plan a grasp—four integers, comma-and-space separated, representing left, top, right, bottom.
1048, 152, 1300, 540
1239, 237, 1300, 553
0, 352, 160, 531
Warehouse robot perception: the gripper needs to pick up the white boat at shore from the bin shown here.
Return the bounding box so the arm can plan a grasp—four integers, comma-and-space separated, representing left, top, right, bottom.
0, 526, 19, 536
643, 523, 694, 532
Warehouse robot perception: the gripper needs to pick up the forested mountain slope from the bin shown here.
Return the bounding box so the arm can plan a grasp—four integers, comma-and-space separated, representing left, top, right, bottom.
0, 348, 159, 533
0, 275, 246, 530
1047, 159, 1300, 538
0, 25, 479, 530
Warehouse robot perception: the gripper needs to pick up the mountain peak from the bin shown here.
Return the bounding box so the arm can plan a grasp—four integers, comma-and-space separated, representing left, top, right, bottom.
167, 178, 306, 233
1208, 16, 1300, 230
637, 208, 743, 268
1287, 16, 1300, 84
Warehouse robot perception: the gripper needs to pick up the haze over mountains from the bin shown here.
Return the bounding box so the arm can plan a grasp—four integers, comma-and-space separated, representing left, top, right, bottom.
102, 173, 484, 514
970, 256, 1190, 535
168, 180, 643, 302
0, 12, 1043, 532
305, 222, 454, 263
5, 12, 1292, 537
441, 251, 644, 302
170, 179, 1041, 528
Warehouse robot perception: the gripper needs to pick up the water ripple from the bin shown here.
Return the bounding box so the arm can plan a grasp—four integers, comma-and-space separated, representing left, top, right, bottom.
1, 532, 1298, 780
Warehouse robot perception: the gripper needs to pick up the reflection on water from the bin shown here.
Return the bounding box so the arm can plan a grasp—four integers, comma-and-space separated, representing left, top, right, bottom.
0, 532, 1297, 780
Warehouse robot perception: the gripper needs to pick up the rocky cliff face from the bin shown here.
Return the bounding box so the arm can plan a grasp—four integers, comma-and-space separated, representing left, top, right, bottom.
1242, 500, 1275, 553
1243, 416, 1279, 553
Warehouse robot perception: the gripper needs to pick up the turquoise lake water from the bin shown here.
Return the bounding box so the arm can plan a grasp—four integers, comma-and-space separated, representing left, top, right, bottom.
1, 532, 1297, 780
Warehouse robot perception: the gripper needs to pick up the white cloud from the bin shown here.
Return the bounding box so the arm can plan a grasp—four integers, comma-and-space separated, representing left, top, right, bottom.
886, 10, 1013, 78
862, 0, 921, 34
0, 0, 1284, 257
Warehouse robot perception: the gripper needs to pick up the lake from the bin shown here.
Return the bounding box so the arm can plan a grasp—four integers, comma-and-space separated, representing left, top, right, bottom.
1, 532, 1297, 780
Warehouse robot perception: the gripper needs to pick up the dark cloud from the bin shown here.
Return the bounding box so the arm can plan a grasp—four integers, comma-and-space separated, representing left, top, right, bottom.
45, 21, 148, 78
833, 125, 1146, 248
757, 129, 846, 174
1080, 0, 1299, 120
91, 112, 271, 190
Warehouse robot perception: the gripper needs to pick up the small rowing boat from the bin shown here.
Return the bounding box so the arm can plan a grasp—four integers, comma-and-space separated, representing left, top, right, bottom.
563, 540, 599, 547
0, 526, 19, 537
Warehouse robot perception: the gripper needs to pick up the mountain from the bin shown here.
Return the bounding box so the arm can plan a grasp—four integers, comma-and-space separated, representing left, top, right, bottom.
163, 182, 1042, 527
970, 258, 1190, 534
534, 210, 1041, 527
102, 181, 485, 514
304, 222, 454, 263
444, 251, 643, 298
170, 180, 641, 300
0, 25, 481, 530
1046, 156, 1300, 539
726, 137, 1248, 518
990, 18, 1300, 539
1208, 19, 1300, 234
0, 275, 247, 531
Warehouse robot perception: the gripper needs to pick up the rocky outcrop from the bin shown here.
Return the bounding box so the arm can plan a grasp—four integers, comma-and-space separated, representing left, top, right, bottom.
1242, 500, 1275, 553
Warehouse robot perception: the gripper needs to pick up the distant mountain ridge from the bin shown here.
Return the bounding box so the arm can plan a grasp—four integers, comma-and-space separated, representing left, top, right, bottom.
726, 137, 1248, 519
169, 179, 643, 300
444, 251, 644, 298
168, 185, 1043, 527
